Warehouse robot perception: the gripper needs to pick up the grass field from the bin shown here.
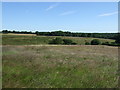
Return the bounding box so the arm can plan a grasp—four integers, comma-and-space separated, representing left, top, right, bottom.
2, 34, 118, 88
2, 34, 115, 45
3, 45, 118, 88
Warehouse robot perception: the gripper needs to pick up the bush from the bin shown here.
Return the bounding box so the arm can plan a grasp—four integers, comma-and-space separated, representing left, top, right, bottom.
85, 42, 90, 45
49, 38, 77, 45
102, 42, 110, 45
108, 42, 119, 46
115, 33, 120, 44
91, 39, 101, 45
71, 42, 77, 45
49, 37, 63, 44
63, 39, 73, 45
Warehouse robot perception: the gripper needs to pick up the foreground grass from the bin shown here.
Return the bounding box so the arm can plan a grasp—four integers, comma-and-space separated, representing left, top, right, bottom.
2, 34, 114, 45
3, 45, 118, 88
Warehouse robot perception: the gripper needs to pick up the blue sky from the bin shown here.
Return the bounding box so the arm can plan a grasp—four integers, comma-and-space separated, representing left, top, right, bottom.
2, 2, 118, 33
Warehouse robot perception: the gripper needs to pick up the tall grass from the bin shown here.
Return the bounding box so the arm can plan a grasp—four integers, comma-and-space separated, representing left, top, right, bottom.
2, 45, 118, 88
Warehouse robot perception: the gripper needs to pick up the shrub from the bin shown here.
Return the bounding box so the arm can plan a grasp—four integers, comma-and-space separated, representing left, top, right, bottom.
102, 42, 110, 45
71, 42, 77, 45
49, 38, 77, 45
108, 42, 118, 46
91, 39, 101, 45
63, 39, 73, 45
115, 33, 120, 44
49, 37, 63, 44
85, 42, 90, 45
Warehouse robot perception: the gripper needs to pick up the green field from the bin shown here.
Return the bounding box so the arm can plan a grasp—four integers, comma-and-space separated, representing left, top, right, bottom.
2, 34, 118, 88
2, 34, 115, 45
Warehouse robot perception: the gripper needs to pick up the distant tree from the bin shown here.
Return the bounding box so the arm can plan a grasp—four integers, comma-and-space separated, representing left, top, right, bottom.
81, 33, 87, 37
49, 37, 63, 44
91, 39, 101, 45
35, 31, 39, 35
87, 33, 93, 37
13, 30, 15, 33
2, 30, 8, 34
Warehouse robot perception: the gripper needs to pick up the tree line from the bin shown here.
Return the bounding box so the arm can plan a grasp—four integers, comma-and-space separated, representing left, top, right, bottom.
36, 31, 118, 40
2, 30, 119, 40
2, 30, 120, 46
2, 30, 33, 34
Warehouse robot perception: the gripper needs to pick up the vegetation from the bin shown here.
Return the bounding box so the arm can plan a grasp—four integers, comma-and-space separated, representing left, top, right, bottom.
36, 31, 117, 39
102, 42, 110, 45
2, 33, 119, 88
2, 30, 120, 46
63, 39, 73, 45
49, 38, 77, 45
3, 45, 118, 88
115, 33, 120, 44
2, 34, 114, 45
49, 38, 64, 44
91, 39, 101, 45
2, 30, 118, 39
85, 42, 91, 45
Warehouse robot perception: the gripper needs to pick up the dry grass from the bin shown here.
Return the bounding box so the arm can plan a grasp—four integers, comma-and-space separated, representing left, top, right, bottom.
2, 33, 36, 36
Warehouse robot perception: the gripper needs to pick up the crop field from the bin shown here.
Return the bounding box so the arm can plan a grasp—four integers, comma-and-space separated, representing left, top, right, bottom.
2, 34, 118, 88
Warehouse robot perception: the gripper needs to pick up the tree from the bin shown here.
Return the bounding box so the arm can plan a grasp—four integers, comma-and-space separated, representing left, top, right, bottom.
2, 30, 8, 34
91, 39, 101, 45
81, 33, 87, 37
49, 37, 63, 44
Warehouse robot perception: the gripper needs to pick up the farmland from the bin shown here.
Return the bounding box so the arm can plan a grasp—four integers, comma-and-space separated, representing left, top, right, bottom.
2, 34, 118, 88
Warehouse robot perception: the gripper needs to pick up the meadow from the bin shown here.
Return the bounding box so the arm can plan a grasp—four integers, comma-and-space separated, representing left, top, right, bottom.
2, 34, 114, 45
2, 34, 118, 88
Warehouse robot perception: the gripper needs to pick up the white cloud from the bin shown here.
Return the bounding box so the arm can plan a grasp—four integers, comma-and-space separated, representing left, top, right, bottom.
98, 11, 118, 16
59, 11, 76, 16
45, 3, 59, 11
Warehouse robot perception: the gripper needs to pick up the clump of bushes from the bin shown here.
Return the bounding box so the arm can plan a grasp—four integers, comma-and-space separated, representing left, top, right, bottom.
49, 38, 77, 45
63, 39, 73, 45
49, 37, 64, 44
91, 39, 101, 45
115, 33, 120, 44
85, 42, 91, 45
63, 39, 77, 45
108, 42, 120, 46
102, 42, 120, 46
102, 42, 110, 45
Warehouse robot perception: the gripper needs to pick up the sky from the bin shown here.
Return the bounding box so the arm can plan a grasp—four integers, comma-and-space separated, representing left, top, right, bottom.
2, 2, 118, 33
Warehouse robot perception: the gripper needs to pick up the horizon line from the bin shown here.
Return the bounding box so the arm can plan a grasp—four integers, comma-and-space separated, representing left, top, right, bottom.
1, 29, 118, 33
